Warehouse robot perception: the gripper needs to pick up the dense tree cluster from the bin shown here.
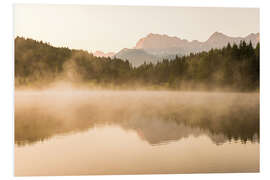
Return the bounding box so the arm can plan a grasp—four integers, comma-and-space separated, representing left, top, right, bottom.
15, 37, 259, 91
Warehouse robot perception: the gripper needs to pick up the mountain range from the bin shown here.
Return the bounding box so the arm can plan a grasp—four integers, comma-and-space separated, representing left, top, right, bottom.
95, 32, 260, 66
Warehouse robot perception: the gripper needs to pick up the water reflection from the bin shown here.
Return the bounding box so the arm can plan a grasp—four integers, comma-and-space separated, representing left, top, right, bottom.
15, 91, 259, 146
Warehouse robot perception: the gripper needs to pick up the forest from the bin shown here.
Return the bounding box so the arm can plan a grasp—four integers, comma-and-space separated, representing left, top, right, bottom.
15, 37, 260, 91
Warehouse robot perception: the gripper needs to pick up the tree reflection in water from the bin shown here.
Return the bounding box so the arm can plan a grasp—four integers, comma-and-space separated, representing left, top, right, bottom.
15, 91, 259, 146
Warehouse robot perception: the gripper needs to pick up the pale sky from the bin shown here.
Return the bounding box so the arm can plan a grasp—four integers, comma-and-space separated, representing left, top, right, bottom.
14, 4, 259, 53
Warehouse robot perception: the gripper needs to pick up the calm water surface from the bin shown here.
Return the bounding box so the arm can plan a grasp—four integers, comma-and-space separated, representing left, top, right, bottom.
15, 91, 259, 176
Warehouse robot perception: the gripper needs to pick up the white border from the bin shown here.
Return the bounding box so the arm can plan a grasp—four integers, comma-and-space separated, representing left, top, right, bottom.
1, 0, 270, 179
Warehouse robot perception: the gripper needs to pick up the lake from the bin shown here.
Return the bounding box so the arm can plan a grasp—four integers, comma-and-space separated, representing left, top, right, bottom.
14, 90, 259, 176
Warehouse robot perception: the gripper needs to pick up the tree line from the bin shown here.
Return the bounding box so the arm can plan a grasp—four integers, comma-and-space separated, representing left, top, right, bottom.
15, 37, 259, 91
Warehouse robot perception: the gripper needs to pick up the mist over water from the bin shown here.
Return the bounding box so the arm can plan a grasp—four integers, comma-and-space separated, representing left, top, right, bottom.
15, 89, 259, 175
15, 89, 259, 145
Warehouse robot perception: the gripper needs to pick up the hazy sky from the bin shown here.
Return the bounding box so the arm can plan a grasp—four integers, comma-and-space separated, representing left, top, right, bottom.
14, 4, 259, 53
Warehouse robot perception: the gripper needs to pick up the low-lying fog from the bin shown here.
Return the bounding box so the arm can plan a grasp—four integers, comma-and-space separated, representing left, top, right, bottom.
15, 87, 259, 146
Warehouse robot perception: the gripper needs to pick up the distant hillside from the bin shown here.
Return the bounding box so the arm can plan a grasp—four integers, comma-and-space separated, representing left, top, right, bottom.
115, 48, 160, 66
93, 50, 115, 58
14, 37, 132, 86
15, 36, 259, 91
116, 32, 260, 66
